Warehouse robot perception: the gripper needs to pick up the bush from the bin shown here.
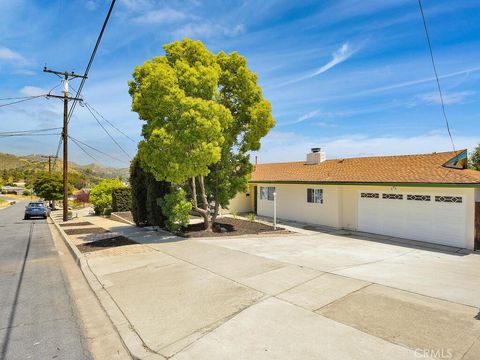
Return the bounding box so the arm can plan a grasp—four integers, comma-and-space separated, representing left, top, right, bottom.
103, 207, 112, 216
22, 190, 30, 196
247, 212, 256, 221
160, 188, 192, 232
112, 187, 131, 212
130, 156, 170, 226
90, 179, 125, 215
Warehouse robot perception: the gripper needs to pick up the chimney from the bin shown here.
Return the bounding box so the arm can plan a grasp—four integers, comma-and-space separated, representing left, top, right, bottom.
306, 147, 326, 164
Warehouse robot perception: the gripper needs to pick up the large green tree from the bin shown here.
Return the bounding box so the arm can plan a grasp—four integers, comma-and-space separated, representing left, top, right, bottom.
32, 172, 69, 202
129, 39, 274, 230
469, 143, 480, 170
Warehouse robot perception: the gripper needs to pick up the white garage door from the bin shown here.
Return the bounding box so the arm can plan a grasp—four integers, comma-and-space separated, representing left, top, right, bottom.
358, 191, 467, 248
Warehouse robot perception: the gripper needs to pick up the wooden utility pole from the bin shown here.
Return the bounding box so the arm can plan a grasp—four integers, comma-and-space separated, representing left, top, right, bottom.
43, 68, 86, 221
40, 155, 58, 173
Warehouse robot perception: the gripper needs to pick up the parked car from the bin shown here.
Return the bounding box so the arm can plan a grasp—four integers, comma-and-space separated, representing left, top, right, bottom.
24, 202, 50, 220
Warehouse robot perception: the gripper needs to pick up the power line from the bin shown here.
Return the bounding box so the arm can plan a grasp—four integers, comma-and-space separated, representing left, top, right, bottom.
69, 136, 101, 163
417, 0, 456, 152
0, 95, 45, 108
84, 102, 132, 160
51, 0, 116, 172
0, 133, 61, 138
68, 135, 128, 164
66, 0, 116, 126
84, 102, 136, 143
0, 127, 62, 135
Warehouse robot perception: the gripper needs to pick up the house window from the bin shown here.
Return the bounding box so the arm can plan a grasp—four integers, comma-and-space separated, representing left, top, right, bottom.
361, 192, 379, 199
407, 195, 431, 201
307, 188, 323, 204
260, 186, 275, 201
382, 193, 403, 200
435, 196, 462, 203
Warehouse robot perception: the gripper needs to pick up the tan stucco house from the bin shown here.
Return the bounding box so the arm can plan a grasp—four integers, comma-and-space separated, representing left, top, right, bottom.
229, 148, 480, 250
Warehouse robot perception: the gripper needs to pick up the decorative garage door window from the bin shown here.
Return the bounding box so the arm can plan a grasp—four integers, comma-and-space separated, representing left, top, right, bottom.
382, 193, 403, 200
361, 192, 379, 198
435, 196, 462, 203
260, 186, 275, 201
307, 188, 323, 204
407, 195, 431, 201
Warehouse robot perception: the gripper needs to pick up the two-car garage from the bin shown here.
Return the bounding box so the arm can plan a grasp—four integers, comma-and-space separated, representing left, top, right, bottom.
358, 191, 467, 248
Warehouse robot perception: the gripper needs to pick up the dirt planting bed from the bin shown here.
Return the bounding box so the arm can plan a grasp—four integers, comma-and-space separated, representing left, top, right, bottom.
59, 221, 94, 227
64, 227, 110, 235
182, 217, 291, 238
76, 236, 138, 253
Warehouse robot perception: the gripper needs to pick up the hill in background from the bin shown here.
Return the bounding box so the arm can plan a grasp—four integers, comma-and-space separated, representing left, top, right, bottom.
0, 152, 129, 188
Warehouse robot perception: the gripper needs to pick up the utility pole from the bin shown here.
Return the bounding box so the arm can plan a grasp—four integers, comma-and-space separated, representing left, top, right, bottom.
40, 155, 58, 173
43, 68, 86, 221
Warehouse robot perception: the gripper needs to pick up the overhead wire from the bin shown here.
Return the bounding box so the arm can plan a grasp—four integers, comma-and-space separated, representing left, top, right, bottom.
83, 102, 136, 143
52, 0, 116, 169
69, 136, 101, 163
417, 0, 456, 153
0, 95, 45, 108
68, 135, 128, 164
84, 102, 132, 160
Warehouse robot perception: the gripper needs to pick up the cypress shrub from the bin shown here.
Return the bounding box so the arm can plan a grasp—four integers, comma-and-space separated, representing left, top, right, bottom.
130, 157, 148, 226
111, 187, 132, 212
130, 156, 170, 227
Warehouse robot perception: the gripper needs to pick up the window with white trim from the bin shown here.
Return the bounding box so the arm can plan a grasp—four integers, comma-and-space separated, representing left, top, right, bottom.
260, 186, 275, 201
307, 188, 323, 204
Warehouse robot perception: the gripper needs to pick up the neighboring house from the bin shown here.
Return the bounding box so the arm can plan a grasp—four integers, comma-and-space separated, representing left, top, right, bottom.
229, 148, 480, 250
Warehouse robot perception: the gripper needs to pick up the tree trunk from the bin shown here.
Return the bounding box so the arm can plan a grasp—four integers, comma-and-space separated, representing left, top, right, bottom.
191, 176, 211, 231
211, 200, 220, 224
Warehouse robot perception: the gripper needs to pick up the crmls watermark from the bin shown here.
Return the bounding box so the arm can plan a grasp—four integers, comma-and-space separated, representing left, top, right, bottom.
414, 348, 453, 359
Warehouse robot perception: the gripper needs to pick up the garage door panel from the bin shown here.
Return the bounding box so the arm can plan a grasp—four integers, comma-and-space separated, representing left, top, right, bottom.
358, 192, 467, 248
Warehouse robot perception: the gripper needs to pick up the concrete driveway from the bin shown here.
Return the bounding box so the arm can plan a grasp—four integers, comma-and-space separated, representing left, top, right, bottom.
81, 216, 480, 360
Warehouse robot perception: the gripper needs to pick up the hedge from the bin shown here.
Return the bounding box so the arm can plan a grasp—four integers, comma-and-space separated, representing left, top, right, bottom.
112, 187, 132, 212
130, 156, 170, 226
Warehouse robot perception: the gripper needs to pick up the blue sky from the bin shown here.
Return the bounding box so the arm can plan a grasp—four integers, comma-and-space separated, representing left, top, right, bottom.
0, 0, 479, 167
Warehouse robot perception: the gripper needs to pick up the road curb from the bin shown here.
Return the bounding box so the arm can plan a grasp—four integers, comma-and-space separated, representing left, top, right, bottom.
50, 216, 165, 360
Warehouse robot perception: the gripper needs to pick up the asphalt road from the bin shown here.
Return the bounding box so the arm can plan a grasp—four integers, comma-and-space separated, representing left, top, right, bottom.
0, 201, 91, 360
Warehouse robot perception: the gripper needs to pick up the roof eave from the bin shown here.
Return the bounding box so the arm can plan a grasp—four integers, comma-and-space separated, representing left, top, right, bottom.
248, 180, 480, 188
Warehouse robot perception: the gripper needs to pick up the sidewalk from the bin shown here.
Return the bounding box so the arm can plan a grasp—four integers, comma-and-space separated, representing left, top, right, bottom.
51, 210, 468, 359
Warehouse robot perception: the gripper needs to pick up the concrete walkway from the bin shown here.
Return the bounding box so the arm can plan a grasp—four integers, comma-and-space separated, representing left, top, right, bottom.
52, 212, 480, 360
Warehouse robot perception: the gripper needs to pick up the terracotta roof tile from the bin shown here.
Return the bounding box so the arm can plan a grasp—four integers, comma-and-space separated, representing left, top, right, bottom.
251, 150, 480, 184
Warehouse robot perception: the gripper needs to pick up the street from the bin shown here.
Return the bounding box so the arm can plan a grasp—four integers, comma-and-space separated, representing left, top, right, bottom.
0, 201, 91, 360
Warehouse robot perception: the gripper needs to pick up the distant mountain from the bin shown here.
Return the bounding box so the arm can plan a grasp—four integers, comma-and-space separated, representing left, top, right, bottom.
0, 152, 129, 185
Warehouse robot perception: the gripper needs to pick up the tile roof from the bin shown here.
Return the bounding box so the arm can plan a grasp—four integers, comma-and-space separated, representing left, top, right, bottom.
251, 150, 480, 185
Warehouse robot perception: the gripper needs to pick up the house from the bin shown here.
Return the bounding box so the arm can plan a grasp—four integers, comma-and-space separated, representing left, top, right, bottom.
229, 148, 480, 250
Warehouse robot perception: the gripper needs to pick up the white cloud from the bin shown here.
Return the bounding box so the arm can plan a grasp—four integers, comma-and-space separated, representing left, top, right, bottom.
133, 8, 186, 24
254, 130, 478, 163
172, 23, 244, 39
355, 66, 480, 97
20, 86, 47, 96
417, 91, 475, 105
0, 46, 27, 64
276, 42, 361, 87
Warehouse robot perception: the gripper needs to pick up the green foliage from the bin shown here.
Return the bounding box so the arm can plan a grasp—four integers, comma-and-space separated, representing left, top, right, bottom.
89, 179, 125, 215
129, 39, 274, 229
469, 144, 480, 170
111, 187, 132, 212
231, 210, 238, 219
246, 212, 256, 222
32, 172, 69, 201
130, 155, 170, 226
160, 188, 192, 232
129, 39, 232, 185
22, 190, 30, 196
